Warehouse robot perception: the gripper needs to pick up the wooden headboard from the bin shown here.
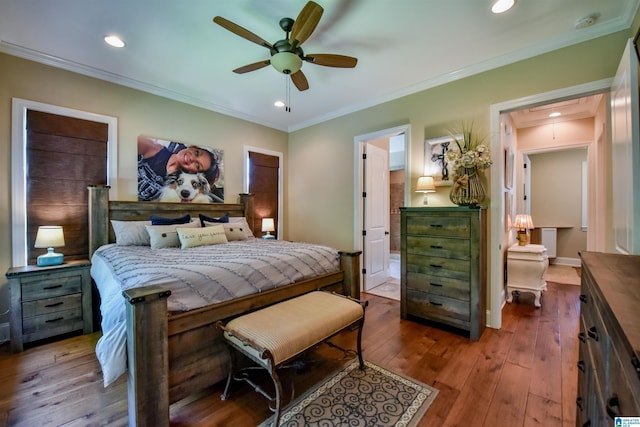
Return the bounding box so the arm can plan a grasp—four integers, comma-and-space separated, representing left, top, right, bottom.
87, 185, 254, 257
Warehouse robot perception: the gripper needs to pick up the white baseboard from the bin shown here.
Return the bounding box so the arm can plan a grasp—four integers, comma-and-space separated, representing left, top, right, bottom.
0, 322, 9, 344
550, 257, 581, 266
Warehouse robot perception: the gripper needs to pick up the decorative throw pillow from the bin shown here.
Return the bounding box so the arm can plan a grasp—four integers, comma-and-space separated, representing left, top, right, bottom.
228, 217, 255, 239
146, 220, 200, 249
110, 220, 152, 246
177, 225, 228, 249
198, 213, 229, 227
203, 220, 249, 241
150, 214, 191, 225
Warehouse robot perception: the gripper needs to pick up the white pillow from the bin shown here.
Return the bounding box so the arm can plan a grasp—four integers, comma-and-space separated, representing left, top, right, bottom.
228, 217, 255, 239
145, 220, 200, 249
110, 220, 151, 246
177, 225, 228, 249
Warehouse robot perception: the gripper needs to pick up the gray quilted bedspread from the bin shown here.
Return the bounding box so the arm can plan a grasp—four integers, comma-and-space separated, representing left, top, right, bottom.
93, 239, 340, 313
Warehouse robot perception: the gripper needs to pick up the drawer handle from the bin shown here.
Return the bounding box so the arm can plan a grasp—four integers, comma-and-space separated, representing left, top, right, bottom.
45, 317, 64, 323
429, 224, 443, 228
430, 264, 443, 269
579, 294, 588, 303
632, 356, 640, 380
582, 421, 591, 427
576, 396, 583, 411
429, 301, 443, 306
44, 302, 64, 308
577, 360, 585, 372
43, 285, 63, 290
587, 326, 599, 341
578, 332, 586, 343
606, 396, 620, 419
430, 245, 443, 249
430, 282, 443, 288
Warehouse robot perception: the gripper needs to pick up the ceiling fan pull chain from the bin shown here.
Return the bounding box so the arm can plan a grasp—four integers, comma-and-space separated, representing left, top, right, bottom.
286, 74, 291, 113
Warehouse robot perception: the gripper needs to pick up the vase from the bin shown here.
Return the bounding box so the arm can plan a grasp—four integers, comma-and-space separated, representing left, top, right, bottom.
450, 167, 485, 206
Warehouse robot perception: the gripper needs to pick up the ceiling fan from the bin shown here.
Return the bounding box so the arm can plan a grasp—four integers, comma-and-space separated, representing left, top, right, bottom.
213, 1, 357, 91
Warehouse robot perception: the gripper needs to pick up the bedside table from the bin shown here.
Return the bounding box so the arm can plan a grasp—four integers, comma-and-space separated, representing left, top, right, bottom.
6, 260, 92, 352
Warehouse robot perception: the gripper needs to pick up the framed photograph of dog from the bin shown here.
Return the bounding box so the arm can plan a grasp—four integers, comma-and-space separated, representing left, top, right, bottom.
137, 135, 225, 203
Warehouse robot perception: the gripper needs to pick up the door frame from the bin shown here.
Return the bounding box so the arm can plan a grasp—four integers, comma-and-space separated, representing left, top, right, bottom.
11, 98, 118, 267
242, 146, 283, 236
488, 78, 611, 329
353, 124, 410, 293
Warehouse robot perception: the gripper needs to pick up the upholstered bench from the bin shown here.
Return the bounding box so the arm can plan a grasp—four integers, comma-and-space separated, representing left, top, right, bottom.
218, 291, 367, 426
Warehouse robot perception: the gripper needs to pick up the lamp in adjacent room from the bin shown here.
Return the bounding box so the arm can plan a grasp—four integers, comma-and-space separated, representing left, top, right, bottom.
415, 176, 436, 205
513, 214, 534, 246
34, 226, 65, 266
261, 218, 276, 240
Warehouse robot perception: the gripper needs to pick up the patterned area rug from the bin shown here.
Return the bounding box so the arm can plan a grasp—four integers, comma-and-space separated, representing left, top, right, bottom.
258, 360, 439, 427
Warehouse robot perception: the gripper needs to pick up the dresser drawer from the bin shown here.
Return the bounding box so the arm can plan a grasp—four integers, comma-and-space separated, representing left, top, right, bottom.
609, 340, 640, 416
22, 293, 82, 318
406, 253, 469, 281
22, 307, 84, 336
580, 289, 609, 379
406, 235, 470, 260
21, 275, 83, 300
406, 289, 470, 323
406, 271, 470, 301
406, 216, 470, 238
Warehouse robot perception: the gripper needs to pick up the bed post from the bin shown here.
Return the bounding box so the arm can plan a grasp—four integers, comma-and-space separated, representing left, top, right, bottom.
123, 286, 172, 427
338, 251, 362, 299
238, 193, 254, 229
88, 185, 110, 258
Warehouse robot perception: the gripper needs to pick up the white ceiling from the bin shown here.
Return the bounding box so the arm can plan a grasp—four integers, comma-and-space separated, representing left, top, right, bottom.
1, 0, 638, 132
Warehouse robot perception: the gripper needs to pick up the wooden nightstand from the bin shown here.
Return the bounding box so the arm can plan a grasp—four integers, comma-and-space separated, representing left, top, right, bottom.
6, 260, 92, 352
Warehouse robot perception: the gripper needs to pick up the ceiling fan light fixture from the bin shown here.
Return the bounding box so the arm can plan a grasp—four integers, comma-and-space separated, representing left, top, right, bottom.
491, 0, 516, 14
271, 52, 302, 74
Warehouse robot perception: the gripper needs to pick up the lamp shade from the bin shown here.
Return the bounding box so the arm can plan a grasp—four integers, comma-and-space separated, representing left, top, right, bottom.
261, 218, 275, 232
513, 214, 534, 230
415, 176, 436, 193
34, 226, 65, 248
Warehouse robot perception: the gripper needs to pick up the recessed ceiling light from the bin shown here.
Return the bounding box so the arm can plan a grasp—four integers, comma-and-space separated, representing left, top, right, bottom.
491, 0, 517, 14
104, 35, 125, 48
274, 101, 286, 108
549, 112, 561, 118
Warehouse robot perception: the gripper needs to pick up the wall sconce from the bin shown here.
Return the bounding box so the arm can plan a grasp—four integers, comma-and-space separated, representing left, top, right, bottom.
261, 218, 276, 240
513, 214, 534, 246
416, 176, 436, 205
34, 226, 65, 266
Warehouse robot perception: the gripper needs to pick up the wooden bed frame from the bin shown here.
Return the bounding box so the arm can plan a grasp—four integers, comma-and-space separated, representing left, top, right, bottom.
87, 186, 361, 427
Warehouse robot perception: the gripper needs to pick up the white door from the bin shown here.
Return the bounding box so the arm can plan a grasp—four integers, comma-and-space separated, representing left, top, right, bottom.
611, 39, 640, 254
364, 143, 390, 290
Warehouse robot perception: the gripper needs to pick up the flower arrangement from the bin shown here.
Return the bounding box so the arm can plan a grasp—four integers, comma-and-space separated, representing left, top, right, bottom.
445, 124, 492, 170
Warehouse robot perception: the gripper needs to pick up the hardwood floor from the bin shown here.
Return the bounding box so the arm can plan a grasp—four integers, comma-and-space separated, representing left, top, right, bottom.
0, 281, 580, 426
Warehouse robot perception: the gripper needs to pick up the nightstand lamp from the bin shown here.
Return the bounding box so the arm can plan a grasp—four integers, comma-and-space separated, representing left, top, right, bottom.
416, 176, 436, 205
35, 226, 65, 266
513, 214, 534, 246
261, 218, 275, 240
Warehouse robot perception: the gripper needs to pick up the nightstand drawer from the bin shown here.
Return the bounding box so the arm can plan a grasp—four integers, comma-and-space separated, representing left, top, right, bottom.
22, 307, 84, 336
21, 275, 82, 300
406, 216, 470, 238
22, 294, 82, 318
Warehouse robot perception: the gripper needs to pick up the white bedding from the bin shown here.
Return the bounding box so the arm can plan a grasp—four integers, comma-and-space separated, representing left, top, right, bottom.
91, 239, 340, 386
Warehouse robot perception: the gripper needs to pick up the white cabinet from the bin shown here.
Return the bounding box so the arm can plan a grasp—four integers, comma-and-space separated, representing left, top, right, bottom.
540, 227, 557, 258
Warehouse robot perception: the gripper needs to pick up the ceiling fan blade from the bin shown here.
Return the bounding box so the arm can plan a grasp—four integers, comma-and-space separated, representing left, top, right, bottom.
290, 1, 323, 47
305, 54, 357, 68
213, 16, 272, 49
291, 70, 309, 91
233, 60, 271, 74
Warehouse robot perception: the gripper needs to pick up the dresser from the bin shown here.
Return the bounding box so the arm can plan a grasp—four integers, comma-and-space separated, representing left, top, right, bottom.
577, 252, 640, 426
400, 207, 486, 340
6, 260, 92, 352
